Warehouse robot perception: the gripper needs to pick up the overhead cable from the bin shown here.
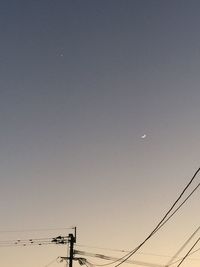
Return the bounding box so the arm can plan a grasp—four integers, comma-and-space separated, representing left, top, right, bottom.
113, 167, 200, 267
0, 227, 73, 233
74, 250, 163, 267
166, 225, 200, 266
168, 247, 200, 266
44, 257, 61, 267
0, 236, 69, 248
174, 236, 200, 267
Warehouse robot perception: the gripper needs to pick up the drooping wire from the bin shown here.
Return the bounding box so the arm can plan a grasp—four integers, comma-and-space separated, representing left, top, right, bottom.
168, 247, 200, 266
0, 227, 73, 233
0, 237, 53, 247
44, 257, 61, 267
75, 244, 128, 253
74, 250, 164, 267
174, 236, 200, 267
111, 167, 200, 267
75, 244, 200, 261
151, 181, 200, 234
87, 167, 200, 267
84, 259, 95, 267
0, 236, 69, 247
89, 167, 200, 267
165, 225, 200, 266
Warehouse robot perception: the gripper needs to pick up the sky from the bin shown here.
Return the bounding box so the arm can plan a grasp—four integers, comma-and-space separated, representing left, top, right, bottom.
1, 0, 200, 267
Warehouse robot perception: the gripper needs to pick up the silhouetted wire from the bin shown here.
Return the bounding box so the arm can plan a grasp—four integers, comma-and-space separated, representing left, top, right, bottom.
44, 257, 60, 267
166, 225, 200, 266
0, 236, 68, 247
150, 167, 200, 236
0, 237, 54, 244
95, 258, 163, 267
93, 260, 162, 267
75, 251, 164, 267
0, 241, 53, 247
89, 167, 200, 267
153, 181, 200, 234
76, 252, 123, 267
75, 244, 128, 252
84, 260, 95, 267
74, 250, 120, 267
76, 244, 197, 260
168, 247, 200, 266
75, 244, 190, 259
173, 237, 200, 267
0, 227, 73, 233
0, 242, 54, 247
111, 167, 200, 267
183, 247, 200, 259
85, 182, 200, 265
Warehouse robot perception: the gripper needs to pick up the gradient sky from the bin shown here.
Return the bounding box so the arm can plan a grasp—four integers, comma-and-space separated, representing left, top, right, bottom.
1, 1, 200, 267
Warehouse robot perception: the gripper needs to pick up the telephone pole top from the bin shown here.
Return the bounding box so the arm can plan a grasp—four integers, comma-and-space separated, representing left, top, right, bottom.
58, 227, 77, 267
69, 232, 76, 267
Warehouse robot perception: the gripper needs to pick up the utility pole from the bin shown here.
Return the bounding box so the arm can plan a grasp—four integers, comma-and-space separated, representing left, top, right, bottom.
59, 228, 77, 267
68, 228, 76, 267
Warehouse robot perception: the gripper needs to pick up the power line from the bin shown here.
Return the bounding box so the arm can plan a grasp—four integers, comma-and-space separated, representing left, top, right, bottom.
74, 250, 163, 267
112, 167, 200, 267
152, 180, 200, 234
75, 244, 200, 261
168, 247, 200, 266
88, 167, 200, 267
166, 225, 200, 266
44, 257, 61, 267
0, 227, 74, 233
75, 244, 130, 253
0, 236, 69, 248
174, 236, 200, 267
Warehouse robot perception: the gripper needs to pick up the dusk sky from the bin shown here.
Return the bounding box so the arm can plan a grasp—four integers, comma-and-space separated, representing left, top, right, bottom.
1, 1, 200, 267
